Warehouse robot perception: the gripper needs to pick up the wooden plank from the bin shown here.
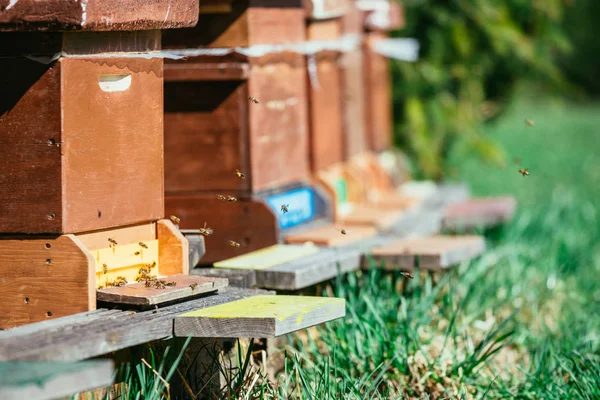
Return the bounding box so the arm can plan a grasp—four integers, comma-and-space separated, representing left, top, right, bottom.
442, 197, 517, 230
340, 49, 369, 158
0, 235, 95, 329
0, 287, 272, 361
157, 219, 189, 276
0, 0, 199, 31
182, 231, 206, 268
164, 62, 250, 81
368, 235, 486, 270
165, 195, 279, 264
0, 360, 114, 400
214, 244, 320, 270
62, 57, 164, 233
255, 247, 360, 290
284, 224, 376, 247
174, 295, 345, 337
97, 275, 229, 306
337, 203, 404, 231
191, 268, 257, 289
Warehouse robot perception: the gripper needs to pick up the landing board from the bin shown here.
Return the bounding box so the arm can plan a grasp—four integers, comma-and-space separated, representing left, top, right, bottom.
174, 295, 345, 337
97, 274, 228, 306
443, 197, 517, 230
337, 203, 404, 231
0, 360, 114, 400
368, 235, 486, 270
213, 244, 320, 270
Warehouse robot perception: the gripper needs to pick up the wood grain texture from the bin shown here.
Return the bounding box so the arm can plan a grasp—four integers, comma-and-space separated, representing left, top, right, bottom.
0, 0, 199, 31
255, 246, 360, 290
442, 197, 517, 230
363, 32, 392, 153
340, 49, 368, 158
191, 268, 257, 288
164, 79, 251, 194
157, 219, 189, 276
162, 7, 305, 49
369, 235, 486, 270
164, 62, 250, 82
0, 235, 95, 329
0, 287, 272, 361
0, 360, 114, 400
165, 195, 279, 264
284, 224, 376, 247
97, 275, 228, 306
62, 57, 164, 233
174, 295, 345, 337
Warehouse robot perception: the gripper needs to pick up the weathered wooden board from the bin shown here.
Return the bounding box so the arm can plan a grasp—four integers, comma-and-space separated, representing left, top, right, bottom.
442, 197, 517, 230
0, 360, 114, 400
192, 268, 257, 289
182, 230, 207, 267
255, 246, 360, 290
0, 288, 272, 361
0, 0, 199, 31
368, 235, 486, 270
214, 244, 320, 270
0, 235, 94, 330
0, 57, 164, 234
337, 203, 405, 231
165, 196, 279, 264
284, 224, 377, 247
174, 295, 345, 337
162, 6, 305, 49
427, 182, 472, 209
97, 275, 228, 306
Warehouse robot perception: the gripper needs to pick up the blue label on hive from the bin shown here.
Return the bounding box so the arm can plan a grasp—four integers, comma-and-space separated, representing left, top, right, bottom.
265, 187, 315, 229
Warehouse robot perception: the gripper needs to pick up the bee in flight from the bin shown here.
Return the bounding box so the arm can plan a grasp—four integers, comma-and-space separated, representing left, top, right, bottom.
190, 283, 198, 290
139, 242, 148, 249
525, 119, 535, 127
217, 194, 227, 201
170, 215, 181, 224
199, 222, 213, 236
519, 168, 529, 177
227, 196, 237, 203
108, 238, 117, 247
248, 96, 260, 104
281, 204, 289, 214
134, 251, 141, 256
102, 264, 108, 274
400, 271, 414, 280
336, 228, 349, 235
228, 240, 241, 248
236, 169, 246, 179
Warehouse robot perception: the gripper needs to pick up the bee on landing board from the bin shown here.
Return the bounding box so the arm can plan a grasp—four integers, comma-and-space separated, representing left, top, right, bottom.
228, 240, 241, 248
227, 196, 237, 203
170, 215, 181, 224
217, 194, 227, 201
248, 96, 260, 104
400, 271, 414, 280
190, 283, 198, 290
199, 222, 213, 237
236, 169, 246, 179
525, 119, 535, 127
281, 204, 289, 214
139, 242, 148, 249
519, 168, 530, 177
102, 264, 108, 274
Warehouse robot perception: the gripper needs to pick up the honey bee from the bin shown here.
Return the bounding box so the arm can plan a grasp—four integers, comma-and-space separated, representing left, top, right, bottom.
228, 240, 241, 248
235, 169, 246, 179
227, 196, 237, 203
281, 204, 289, 214
525, 119, 535, 127
400, 271, 414, 280
139, 242, 148, 249
199, 222, 213, 236
108, 238, 117, 247
111, 276, 128, 287
217, 194, 227, 201
102, 264, 108, 274
97, 284, 104, 290
190, 283, 198, 290
336, 228, 349, 235
170, 215, 181, 224
519, 168, 530, 177
134, 251, 141, 256
248, 96, 260, 104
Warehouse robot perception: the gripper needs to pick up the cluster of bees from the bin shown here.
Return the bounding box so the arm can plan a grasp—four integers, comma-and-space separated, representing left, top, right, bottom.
136, 261, 177, 289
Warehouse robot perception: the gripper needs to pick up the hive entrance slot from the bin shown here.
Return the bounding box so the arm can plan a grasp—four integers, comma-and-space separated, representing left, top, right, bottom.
98, 74, 132, 92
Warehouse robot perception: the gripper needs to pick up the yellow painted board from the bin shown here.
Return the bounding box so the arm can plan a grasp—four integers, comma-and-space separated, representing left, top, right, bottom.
213, 244, 319, 270
94, 240, 159, 288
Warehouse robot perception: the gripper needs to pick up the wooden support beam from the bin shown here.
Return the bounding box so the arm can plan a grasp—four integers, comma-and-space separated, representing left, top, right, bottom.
174, 295, 345, 338
367, 235, 486, 271
0, 360, 114, 400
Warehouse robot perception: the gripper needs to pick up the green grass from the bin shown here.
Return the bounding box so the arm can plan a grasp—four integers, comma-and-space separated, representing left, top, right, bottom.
85, 96, 600, 399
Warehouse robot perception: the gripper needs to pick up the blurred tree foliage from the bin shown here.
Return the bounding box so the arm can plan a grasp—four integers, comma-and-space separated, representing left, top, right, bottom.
392, 0, 573, 180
